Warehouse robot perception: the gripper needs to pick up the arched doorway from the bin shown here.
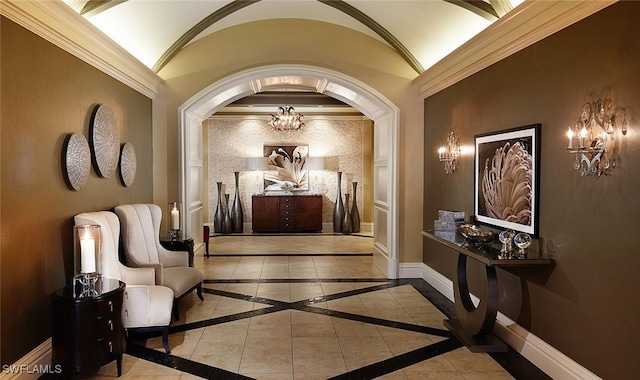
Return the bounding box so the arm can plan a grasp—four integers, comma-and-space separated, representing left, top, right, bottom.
178, 64, 399, 278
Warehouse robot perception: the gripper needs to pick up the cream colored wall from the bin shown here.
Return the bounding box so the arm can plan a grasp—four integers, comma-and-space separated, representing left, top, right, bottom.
153, 19, 423, 262
207, 117, 370, 225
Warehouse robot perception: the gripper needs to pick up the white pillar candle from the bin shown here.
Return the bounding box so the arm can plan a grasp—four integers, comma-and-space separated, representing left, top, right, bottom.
80, 233, 96, 273
567, 128, 574, 149
171, 204, 180, 230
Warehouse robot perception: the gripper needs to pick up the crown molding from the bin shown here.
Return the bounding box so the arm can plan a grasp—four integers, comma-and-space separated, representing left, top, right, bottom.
415, 0, 617, 99
0, 0, 163, 98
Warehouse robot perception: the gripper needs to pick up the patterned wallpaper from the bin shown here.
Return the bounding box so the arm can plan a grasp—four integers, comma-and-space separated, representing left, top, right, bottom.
207, 118, 365, 224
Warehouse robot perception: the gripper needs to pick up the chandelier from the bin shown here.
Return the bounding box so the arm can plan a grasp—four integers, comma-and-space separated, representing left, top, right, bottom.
268, 106, 304, 132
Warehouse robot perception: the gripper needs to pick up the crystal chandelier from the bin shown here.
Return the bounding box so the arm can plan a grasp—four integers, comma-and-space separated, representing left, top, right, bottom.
268, 106, 304, 132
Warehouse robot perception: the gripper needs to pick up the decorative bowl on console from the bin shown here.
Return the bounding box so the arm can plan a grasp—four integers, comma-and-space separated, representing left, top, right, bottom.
458, 224, 495, 244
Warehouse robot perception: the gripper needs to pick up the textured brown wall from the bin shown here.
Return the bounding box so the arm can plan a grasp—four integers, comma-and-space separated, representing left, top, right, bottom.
423, 3, 640, 378
0, 18, 153, 364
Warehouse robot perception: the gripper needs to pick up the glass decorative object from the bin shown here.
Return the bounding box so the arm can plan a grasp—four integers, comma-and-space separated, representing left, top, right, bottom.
514, 232, 532, 258
168, 202, 182, 241
498, 229, 515, 258
73, 224, 102, 296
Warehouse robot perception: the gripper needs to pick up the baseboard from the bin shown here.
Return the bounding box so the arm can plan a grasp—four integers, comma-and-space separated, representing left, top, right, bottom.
399, 262, 601, 380
0, 338, 57, 379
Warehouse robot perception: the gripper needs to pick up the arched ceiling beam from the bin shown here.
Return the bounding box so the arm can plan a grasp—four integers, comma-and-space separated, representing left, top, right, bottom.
444, 0, 499, 21
152, 0, 260, 72
80, 0, 126, 17
317, 0, 423, 74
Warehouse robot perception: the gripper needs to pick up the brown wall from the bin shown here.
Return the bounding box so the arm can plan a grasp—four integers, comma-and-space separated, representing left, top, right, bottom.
423, 3, 640, 379
0, 18, 153, 364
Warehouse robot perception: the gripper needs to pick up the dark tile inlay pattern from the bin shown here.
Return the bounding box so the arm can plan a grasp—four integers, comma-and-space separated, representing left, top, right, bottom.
118, 278, 549, 380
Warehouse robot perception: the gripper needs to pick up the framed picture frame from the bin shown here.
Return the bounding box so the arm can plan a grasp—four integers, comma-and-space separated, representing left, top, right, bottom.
263, 144, 309, 192
474, 124, 540, 237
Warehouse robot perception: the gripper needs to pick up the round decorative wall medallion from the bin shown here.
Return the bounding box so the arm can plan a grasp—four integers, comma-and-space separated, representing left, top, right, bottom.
90, 104, 119, 178
119, 143, 137, 187
64, 133, 91, 191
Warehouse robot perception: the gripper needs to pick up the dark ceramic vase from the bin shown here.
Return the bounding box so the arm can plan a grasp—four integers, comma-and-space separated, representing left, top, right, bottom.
333, 171, 344, 232
350, 182, 360, 233
214, 181, 223, 233
222, 193, 233, 234
342, 193, 352, 235
231, 171, 243, 233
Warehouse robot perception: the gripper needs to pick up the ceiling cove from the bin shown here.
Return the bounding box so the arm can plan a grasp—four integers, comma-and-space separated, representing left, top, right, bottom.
78, 0, 502, 75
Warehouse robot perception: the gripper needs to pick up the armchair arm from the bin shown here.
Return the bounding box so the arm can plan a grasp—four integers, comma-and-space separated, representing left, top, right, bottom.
157, 245, 189, 267
119, 265, 156, 286
124, 261, 163, 285
122, 285, 151, 328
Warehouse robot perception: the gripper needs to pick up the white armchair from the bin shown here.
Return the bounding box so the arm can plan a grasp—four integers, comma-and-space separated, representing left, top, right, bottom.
114, 204, 204, 319
74, 211, 174, 353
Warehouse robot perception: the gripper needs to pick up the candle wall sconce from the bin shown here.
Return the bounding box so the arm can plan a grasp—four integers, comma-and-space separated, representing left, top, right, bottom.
438, 129, 461, 174
168, 202, 182, 241
566, 95, 627, 176
73, 224, 102, 296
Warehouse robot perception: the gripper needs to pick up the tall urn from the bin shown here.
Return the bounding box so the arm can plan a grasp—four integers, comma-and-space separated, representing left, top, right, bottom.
214, 181, 224, 233
222, 194, 233, 234
342, 194, 352, 235
230, 171, 243, 233
350, 182, 360, 233
333, 172, 344, 232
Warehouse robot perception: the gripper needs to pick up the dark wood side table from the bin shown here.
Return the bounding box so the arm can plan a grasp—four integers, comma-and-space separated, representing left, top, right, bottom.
51, 278, 125, 377
422, 230, 554, 352
160, 236, 195, 267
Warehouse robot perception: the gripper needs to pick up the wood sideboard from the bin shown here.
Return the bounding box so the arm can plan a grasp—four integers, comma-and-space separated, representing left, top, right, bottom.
252, 195, 322, 232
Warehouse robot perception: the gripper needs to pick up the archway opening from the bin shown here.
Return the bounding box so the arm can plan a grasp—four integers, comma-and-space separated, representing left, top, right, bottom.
178, 64, 399, 278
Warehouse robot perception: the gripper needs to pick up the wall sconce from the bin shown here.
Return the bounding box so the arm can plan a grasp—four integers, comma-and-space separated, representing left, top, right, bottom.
566, 96, 627, 176
438, 129, 461, 174
168, 202, 182, 241
246, 157, 269, 194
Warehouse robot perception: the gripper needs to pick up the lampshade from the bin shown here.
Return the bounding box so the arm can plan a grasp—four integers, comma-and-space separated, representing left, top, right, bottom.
246, 157, 269, 171
304, 157, 326, 171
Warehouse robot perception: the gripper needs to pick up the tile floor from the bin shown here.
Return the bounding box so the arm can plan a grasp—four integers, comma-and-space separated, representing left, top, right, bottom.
61, 235, 548, 379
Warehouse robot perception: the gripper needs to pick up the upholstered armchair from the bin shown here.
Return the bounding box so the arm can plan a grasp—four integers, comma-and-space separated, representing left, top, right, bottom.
74, 211, 174, 353
114, 204, 204, 319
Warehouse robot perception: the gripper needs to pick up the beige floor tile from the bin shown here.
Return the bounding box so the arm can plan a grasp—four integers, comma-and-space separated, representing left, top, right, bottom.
344, 351, 393, 371
338, 335, 392, 356
291, 310, 332, 324
190, 353, 241, 373
333, 319, 381, 337
292, 323, 337, 338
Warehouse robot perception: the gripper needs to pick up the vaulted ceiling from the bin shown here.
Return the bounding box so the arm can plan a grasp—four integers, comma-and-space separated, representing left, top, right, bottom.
65, 0, 524, 76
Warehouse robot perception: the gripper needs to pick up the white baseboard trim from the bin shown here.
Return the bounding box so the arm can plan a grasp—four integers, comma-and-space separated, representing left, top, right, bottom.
0, 338, 56, 379
399, 262, 601, 380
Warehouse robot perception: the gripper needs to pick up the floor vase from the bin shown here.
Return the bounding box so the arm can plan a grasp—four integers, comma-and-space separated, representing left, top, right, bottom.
222, 194, 233, 234
214, 182, 223, 233
350, 182, 360, 233
333, 172, 344, 232
231, 172, 243, 233
342, 194, 352, 235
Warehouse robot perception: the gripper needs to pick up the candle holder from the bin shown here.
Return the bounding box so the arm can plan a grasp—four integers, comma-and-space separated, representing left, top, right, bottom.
168, 202, 182, 241
73, 224, 102, 297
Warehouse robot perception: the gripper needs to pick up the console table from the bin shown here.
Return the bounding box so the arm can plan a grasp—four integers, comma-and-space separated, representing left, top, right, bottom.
51, 278, 125, 376
252, 195, 322, 232
422, 230, 553, 352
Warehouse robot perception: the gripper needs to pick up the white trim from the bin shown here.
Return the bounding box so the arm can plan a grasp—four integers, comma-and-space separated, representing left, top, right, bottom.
0, 338, 55, 380
399, 262, 602, 380
414, 0, 617, 98
0, 0, 162, 98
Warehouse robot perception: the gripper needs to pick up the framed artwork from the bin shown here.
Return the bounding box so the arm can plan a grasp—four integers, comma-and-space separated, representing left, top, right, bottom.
474, 124, 540, 237
263, 144, 309, 191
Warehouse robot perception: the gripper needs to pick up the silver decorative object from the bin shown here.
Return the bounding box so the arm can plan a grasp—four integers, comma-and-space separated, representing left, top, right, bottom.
498, 229, 515, 258
64, 133, 91, 191
119, 143, 137, 187
514, 232, 532, 258
90, 104, 119, 178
